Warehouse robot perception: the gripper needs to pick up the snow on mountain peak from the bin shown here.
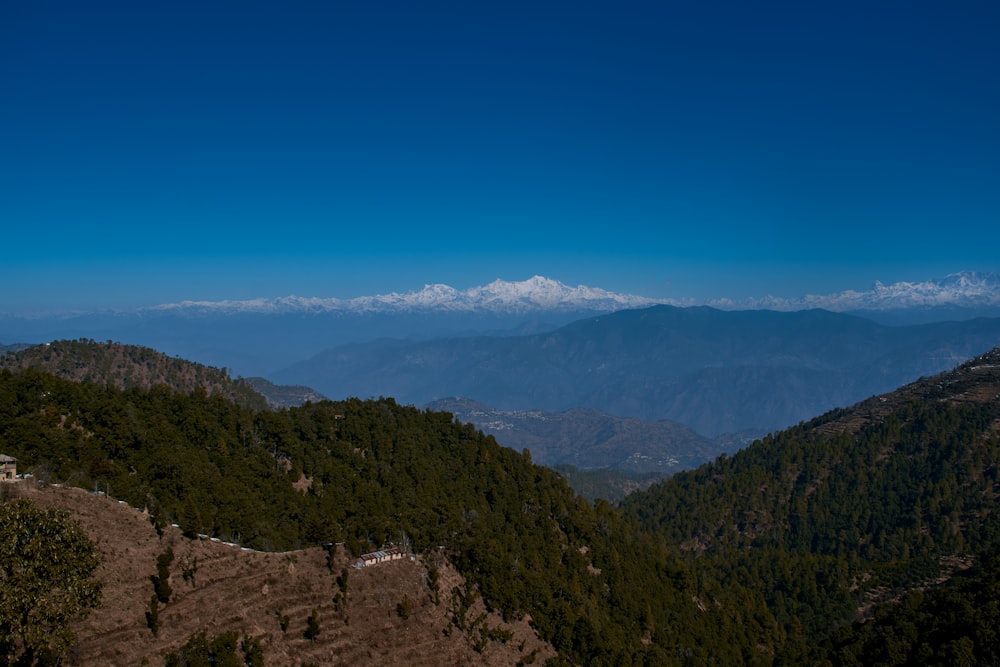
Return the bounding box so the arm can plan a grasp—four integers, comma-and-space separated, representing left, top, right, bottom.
147, 271, 1000, 316
150, 276, 665, 315
708, 271, 1000, 312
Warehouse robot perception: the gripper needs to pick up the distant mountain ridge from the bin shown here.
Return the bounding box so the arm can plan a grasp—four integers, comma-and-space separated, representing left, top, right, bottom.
708, 270, 1000, 314
149, 275, 668, 315
146, 271, 1000, 316
275, 305, 1000, 437
4, 271, 998, 378
5, 272, 998, 320
427, 397, 728, 473
244, 376, 329, 408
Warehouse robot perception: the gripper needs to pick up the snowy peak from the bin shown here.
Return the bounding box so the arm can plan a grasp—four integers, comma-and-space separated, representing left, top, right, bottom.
150, 276, 664, 315
463, 276, 658, 311
710, 271, 1000, 312
866, 272, 1000, 308
344, 276, 663, 313
148, 271, 1000, 317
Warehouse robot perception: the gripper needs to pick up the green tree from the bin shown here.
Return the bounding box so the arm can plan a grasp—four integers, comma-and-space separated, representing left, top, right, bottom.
153, 546, 174, 603
396, 594, 413, 620
164, 631, 242, 667
304, 608, 320, 640
0, 499, 102, 665
145, 594, 160, 637
240, 636, 265, 667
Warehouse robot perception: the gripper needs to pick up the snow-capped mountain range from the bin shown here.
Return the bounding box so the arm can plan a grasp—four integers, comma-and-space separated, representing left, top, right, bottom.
151, 272, 1000, 316
712, 271, 1000, 313
150, 276, 668, 315
6, 271, 998, 386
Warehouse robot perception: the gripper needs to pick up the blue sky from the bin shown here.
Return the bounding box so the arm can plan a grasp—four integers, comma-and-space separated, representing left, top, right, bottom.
3, 1, 998, 313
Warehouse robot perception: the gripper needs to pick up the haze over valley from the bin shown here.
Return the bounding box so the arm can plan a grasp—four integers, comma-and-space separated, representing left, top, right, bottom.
5, 272, 1000, 478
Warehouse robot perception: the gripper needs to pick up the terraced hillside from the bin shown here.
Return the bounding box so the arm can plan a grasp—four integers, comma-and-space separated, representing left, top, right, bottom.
12, 482, 554, 666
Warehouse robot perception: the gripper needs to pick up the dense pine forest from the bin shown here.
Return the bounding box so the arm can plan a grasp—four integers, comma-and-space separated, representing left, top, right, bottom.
623, 351, 1000, 663
2, 340, 1000, 664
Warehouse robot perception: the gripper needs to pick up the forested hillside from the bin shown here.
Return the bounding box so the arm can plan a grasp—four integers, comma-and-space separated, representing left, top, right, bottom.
0, 339, 269, 411
622, 347, 1000, 663
0, 363, 773, 665
4, 342, 1000, 664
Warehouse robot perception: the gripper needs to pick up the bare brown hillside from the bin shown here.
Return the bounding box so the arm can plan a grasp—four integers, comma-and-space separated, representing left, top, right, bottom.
9, 482, 555, 666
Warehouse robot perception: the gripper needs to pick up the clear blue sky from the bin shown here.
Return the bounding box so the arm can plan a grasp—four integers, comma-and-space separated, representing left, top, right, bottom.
3, 1, 998, 313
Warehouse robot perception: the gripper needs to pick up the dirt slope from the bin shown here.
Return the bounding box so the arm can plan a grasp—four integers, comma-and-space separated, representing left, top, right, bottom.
10, 482, 555, 666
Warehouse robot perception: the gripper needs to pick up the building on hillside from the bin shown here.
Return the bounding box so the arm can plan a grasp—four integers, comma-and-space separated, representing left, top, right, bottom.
354, 545, 406, 568
0, 455, 16, 481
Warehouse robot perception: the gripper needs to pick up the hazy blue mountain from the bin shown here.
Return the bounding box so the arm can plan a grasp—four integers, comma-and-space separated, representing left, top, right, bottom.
427, 397, 727, 473
4, 272, 998, 377
244, 376, 328, 408
0, 278, 663, 377
274, 306, 1000, 437
0, 309, 582, 377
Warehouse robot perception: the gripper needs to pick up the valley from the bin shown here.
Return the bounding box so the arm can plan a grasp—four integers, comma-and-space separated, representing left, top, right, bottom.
3, 319, 1000, 664
273, 305, 1000, 437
